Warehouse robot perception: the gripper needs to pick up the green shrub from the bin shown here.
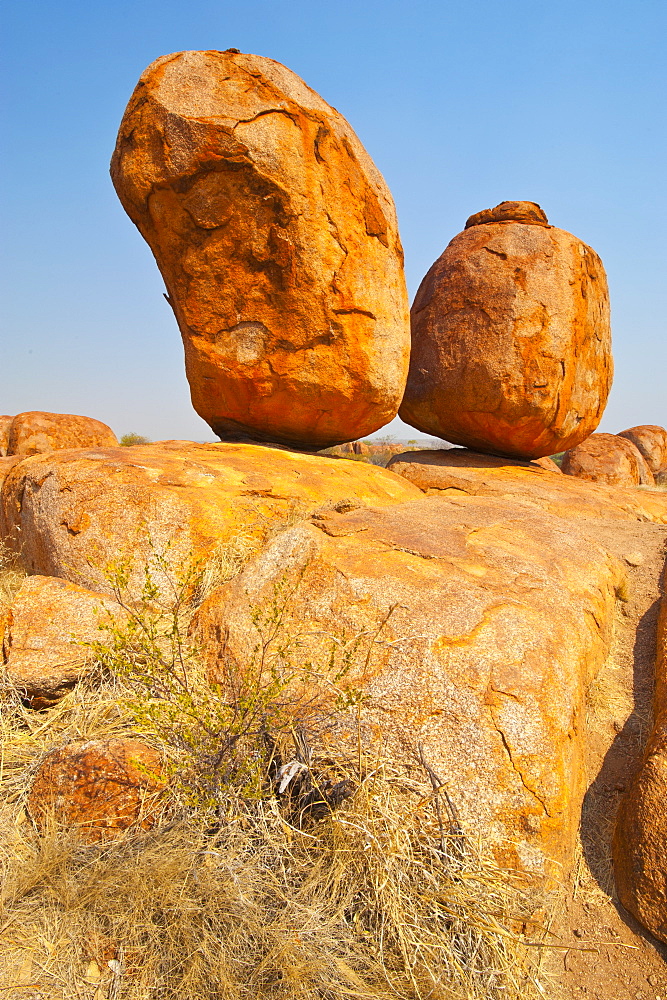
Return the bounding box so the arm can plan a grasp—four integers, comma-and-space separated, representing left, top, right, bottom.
120, 432, 151, 446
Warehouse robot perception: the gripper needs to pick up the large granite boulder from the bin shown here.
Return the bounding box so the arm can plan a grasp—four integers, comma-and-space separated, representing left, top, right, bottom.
613, 581, 667, 942
561, 433, 654, 486
7, 411, 118, 457
111, 50, 410, 450
192, 492, 623, 878
2, 575, 125, 708
0, 441, 420, 599
617, 425, 667, 476
399, 202, 612, 459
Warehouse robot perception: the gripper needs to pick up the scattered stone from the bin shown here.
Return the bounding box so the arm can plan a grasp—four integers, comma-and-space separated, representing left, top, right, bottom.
613, 585, 667, 943
399, 202, 612, 459
193, 490, 625, 877
0, 416, 12, 456
111, 50, 410, 450
625, 552, 645, 567
27, 738, 163, 842
7, 411, 118, 457
0, 440, 420, 599
2, 575, 125, 708
618, 426, 667, 475
533, 456, 563, 473
562, 433, 655, 487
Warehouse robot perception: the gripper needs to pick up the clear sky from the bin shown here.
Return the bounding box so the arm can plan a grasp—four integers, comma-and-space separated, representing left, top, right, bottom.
1, 0, 665, 443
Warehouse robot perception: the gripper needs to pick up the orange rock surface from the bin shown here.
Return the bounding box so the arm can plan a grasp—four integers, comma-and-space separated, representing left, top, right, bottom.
613, 577, 667, 942
399, 202, 612, 459
0, 441, 420, 599
0, 416, 12, 456
561, 433, 654, 486
7, 411, 118, 456
617, 425, 667, 475
387, 449, 667, 525
2, 575, 125, 708
27, 738, 164, 842
111, 50, 410, 449
192, 491, 624, 877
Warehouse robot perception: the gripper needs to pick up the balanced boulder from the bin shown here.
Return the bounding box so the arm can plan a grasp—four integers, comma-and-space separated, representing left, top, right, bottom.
399, 202, 612, 459
111, 50, 410, 450
617, 425, 667, 476
7, 411, 118, 457
562, 433, 654, 486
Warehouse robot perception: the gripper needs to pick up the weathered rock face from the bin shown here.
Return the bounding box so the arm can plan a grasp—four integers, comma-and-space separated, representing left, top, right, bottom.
613, 580, 667, 942
192, 493, 623, 877
27, 738, 164, 842
0, 456, 21, 495
0, 416, 12, 456
0, 441, 420, 599
2, 575, 125, 708
561, 433, 654, 486
111, 50, 410, 449
399, 202, 613, 459
387, 449, 667, 525
618, 425, 667, 475
7, 411, 118, 457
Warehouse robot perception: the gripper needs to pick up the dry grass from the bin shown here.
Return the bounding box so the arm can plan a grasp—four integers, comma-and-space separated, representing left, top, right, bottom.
0, 677, 548, 1000
0, 537, 26, 616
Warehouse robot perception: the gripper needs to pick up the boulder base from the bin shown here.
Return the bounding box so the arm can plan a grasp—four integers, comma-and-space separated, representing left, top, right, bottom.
399, 203, 612, 459
111, 50, 410, 449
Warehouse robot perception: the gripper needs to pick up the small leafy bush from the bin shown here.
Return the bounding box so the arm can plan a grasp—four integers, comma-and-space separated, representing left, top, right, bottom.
120, 432, 151, 446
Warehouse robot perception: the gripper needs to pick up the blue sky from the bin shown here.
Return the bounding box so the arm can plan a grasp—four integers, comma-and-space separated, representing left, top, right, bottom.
1, 0, 665, 442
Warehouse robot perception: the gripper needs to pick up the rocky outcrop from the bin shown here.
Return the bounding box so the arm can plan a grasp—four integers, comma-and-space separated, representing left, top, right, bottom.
192, 491, 624, 877
0, 441, 420, 599
613, 573, 667, 942
562, 433, 654, 486
617, 425, 667, 476
386, 449, 667, 525
399, 202, 612, 459
0, 416, 12, 456
27, 738, 164, 842
111, 50, 410, 450
2, 575, 125, 708
7, 411, 118, 457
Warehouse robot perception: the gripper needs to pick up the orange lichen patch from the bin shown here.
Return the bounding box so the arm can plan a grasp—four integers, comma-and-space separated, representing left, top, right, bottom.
400, 207, 612, 459
617, 424, 667, 475
27, 738, 164, 842
2, 575, 125, 708
562, 433, 654, 486
7, 411, 118, 457
0, 440, 420, 599
111, 50, 410, 449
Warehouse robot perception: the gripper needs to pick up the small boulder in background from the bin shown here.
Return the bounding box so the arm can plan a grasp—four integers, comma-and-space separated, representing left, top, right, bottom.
561, 433, 654, 487
399, 202, 613, 459
617, 425, 667, 477
7, 411, 118, 457
27, 738, 164, 842
0, 416, 12, 456
2, 574, 125, 708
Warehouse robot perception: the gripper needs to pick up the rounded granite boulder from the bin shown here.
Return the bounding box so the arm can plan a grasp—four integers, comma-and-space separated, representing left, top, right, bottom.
399, 202, 613, 460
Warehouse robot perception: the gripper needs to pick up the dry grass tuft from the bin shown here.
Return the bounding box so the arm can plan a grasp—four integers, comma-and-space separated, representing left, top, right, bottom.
0, 537, 26, 617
